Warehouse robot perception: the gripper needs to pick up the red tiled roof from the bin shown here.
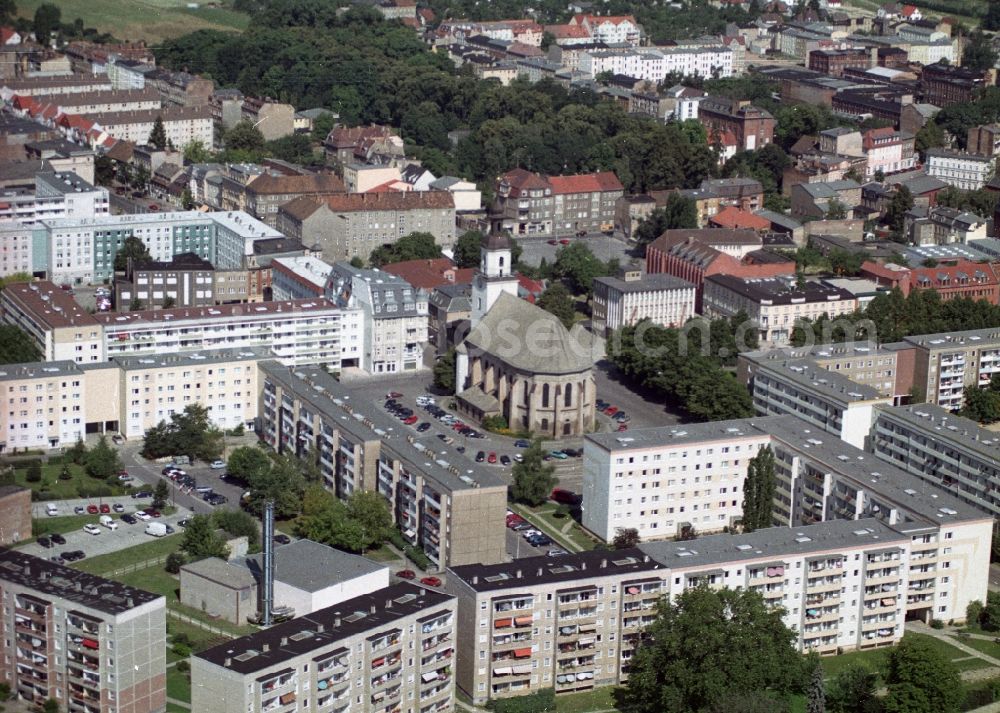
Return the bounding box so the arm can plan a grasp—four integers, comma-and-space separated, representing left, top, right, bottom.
381, 258, 476, 290
0, 26, 18, 44
366, 179, 410, 193
572, 13, 637, 26
709, 206, 771, 231
500, 168, 551, 194
544, 23, 590, 38
901, 4, 918, 16
518, 274, 546, 298
548, 171, 623, 194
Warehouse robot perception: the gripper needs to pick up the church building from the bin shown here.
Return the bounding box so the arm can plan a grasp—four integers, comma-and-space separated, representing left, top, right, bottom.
455, 231, 597, 438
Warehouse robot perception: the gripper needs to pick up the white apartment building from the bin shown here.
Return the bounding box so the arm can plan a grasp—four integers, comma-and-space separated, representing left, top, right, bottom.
96, 300, 363, 369
0, 281, 105, 363
0, 172, 108, 226
0, 225, 35, 277
77, 106, 213, 150
271, 255, 334, 301
926, 149, 996, 191
0, 361, 86, 452
326, 264, 429, 374
742, 355, 892, 449
574, 15, 642, 45
449, 511, 989, 706
864, 129, 916, 178
591, 271, 696, 337
702, 276, 858, 346
0, 550, 167, 713
210, 210, 283, 270
583, 419, 771, 542
191, 582, 456, 713
578, 47, 732, 82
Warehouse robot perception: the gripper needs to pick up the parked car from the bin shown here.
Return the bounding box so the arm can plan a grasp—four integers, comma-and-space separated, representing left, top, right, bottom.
132, 491, 152, 499
38, 536, 52, 548
210, 460, 226, 469
487, 452, 497, 464
273, 534, 291, 545
513, 454, 524, 463
145, 508, 162, 518
396, 569, 416, 580
475, 451, 486, 462
547, 548, 569, 557
121, 514, 137, 525
420, 576, 442, 588
417, 422, 431, 432
528, 535, 552, 547
83, 524, 100, 535
617, 423, 629, 432
74, 505, 85, 515
512, 521, 534, 532
112, 435, 124, 445
514, 439, 531, 448
164, 524, 175, 535
178, 519, 189, 528
99, 504, 110, 514
118, 473, 132, 482
386, 391, 403, 399
86, 504, 99, 514
551, 488, 581, 505
403, 415, 419, 425
548, 451, 569, 460
135, 511, 151, 521
500, 455, 511, 466
50, 533, 66, 545
113, 503, 125, 513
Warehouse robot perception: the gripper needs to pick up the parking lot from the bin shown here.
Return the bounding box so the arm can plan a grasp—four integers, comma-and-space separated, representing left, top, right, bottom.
516, 233, 637, 269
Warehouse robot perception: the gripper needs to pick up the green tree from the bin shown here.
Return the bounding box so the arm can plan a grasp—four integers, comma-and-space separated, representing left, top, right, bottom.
295, 485, 368, 552
884, 186, 914, 240
213, 509, 260, 550
825, 199, 847, 220
828, 250, 864, 277
634, 195, 699, 245
981, 590, 1000, 631
59, 464, 72, 480
85, 436, 120, 480
883, 635, 963, 713
33, 3, 60, 42
986, 0, 1000, 31
967, 599, 984, 627
349, 256, 365, 268
742, 446, 775, 532
114, 236, 152, 272
346, 490, 393, 551
42, 699, 59, 713
614, 586, 804, 713
0, 325, 42, 364
141, 404, 223, 461
963, 30, 999, 72
224, 120, 266, 154
165, 551, 187, 574
453, 230, 483, 268
0, 0, 16, 25
67, 436, 87, 465
149, 116, 168, 151
433, 348, 456, 392
915, 121, 945, 156
25, 462, 41, 483
806, 662, 825, 713
826, 665, 880, 713
243, 453, 306, 518
153, 480, 170, 509
960, 383, 1000, 424
510, 441, 558, 506
612, 527, 640, 549
226, 446, 272, 482
369, 231, 442, 266
181, 514, 229, 561
183, 139, 212, 164
552, 241, 610, 295
536, 282, 575, 329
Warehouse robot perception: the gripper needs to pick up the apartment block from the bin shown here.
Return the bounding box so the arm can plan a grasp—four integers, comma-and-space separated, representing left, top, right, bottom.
19, 88, 161, 115
701, 275, 857, 346
740, 351, 893, 448
591, 270, 695, 337
96, 300, 362, 369
870, 403, 1000, 519
698, 97, 776, 153
326, 264, 429, 374
258, 363, 507, 569
240, 97, 295, 141
64, 106, 212, 150
449, 509, 989, 706
0, 171, 108, 227
0, 550, 167, 713
492, 169, 623, 238
926, 149, 996, 191
271, 255, 334, 301
0, 485, 31, 545
903, 328, 1000, 411
0, 282, 105, 363
0, 225, 35, 279
0, 361, 86, 452
863, 127, 916, 178
114, 253, 216, 310
191, 582, 455, 713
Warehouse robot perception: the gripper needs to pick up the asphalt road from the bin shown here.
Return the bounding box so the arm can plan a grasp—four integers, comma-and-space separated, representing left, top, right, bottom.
516, 233, 638, 269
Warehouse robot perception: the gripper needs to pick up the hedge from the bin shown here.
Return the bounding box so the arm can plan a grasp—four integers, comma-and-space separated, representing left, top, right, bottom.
404, 545, 432, 571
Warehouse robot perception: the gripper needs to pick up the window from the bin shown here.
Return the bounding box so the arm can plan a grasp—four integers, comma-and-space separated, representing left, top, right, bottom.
542, 383, 550, 408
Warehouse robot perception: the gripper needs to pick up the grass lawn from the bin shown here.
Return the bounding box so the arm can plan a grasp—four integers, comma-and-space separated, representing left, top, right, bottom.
171, 602, 258, 637
510, 502, 598, 553
954, 656, 995, 673
953, 635, 1000, 660
819, 633, 987, 679
118, 564, 180, 604
71, 534, 182, 575
31, 513, 103, 538
365, 544, 402, 563
167, 618, 232, 652
12, 462, 128, 500
166, 665, 192, 703
16, 0, 248, 43
555, 686, 616, 712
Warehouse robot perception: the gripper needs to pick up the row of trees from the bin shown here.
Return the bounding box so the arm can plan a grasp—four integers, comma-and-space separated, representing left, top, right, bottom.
295, 485, 395, 553
607, 316, 757, 422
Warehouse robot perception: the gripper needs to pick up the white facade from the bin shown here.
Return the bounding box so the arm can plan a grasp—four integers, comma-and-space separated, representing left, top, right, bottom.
585, 18, 641, 45
271, 256, 334, 301
471, 239, 519, 327
592, 274, 695, 336
0, 174, 109, 226
582, 420, 769, 542
927, 151, 996, 191
0, 362, 86, 451
0, 225, 35, 277
273, 567, 390, 618
98, 301, 363, 369
579, 47, 732, 82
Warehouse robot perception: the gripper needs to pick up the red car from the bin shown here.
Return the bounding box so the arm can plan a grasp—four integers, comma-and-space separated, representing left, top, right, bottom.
487, 452, 497, 464
386, 391, 403, 399
547, 239, 558, 245
420, 576, 442, 587
604, 406, 618, 416
395, 569, 416, 580
551, 488, 581, 505
99, 504, 110, 514
506, 514, 525, 528
617, 423, 629, 432
146, 508, 162, 518
559, 238, 571, 245
403, 415, 419, 425
86, 504, 98, 514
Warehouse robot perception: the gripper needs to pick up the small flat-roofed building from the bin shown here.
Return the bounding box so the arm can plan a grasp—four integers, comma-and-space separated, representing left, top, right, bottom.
591, 270, 695, 336
243, 540, 390, 617
180, 557, 257, 625
0, 281, 104, 363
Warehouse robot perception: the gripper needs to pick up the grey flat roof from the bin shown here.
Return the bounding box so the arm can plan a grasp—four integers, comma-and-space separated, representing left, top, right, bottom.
0, 551, 161, 615
593, 273, 695, 293
639, 518, 909, 570
741, 341, 897, 363
181, 557, 256, 590
243, 540, 385, 593
876, 403, 1000, 464
586, 417, 774, 453
259, 362, 506, 494
195, 582, 453, 675
0, 361, 83, 382
448, 547, 664, 592
903, 327, 1000, 349
103, 348, 271, 372
754, 357, 885, 404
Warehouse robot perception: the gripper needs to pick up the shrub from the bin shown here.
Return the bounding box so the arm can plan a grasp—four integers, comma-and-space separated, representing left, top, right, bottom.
930, 618, 945, 629
389, 529, 408, 550
968, 600, 984, 627
405, 545, 432, 571
172, 632, 192, 647
25, 462, 42, 483
489, 688, 556, 713
175, 660, 190, 673
0, 682, 9, 700
165, 552, 187, 574
172, 642, 192, 658
59, 465, 72, 480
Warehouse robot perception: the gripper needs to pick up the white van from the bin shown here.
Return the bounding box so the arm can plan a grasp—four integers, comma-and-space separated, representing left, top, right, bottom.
145, 522, 167, 537
46, 503, 59, 517
100, 515, 118, 530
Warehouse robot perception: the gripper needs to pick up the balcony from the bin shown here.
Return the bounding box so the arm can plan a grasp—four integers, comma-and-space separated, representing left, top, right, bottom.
494, 615, 534, 630
494, 598, 534, 614
259, 670, 295, 695
370, 631, 403, 654
492, 663, 532, 679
